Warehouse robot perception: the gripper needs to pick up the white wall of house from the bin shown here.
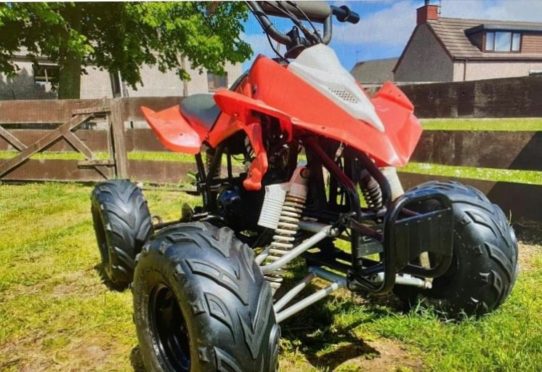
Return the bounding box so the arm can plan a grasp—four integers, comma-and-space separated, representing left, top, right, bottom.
0, 60, 56, 100
453, 60, 542, 81
394, 24, 454, 83
80, 66, 114, 99
1, 58, 244, 100
124, 64, 184, 98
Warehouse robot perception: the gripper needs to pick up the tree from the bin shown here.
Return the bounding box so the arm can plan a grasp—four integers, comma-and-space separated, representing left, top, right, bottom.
0, 2, 251, 99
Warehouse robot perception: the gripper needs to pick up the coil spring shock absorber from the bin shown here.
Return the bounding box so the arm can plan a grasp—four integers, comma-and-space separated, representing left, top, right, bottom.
257, 167, 309, 293
360, 170, 383, 210
264, 193, 306, 292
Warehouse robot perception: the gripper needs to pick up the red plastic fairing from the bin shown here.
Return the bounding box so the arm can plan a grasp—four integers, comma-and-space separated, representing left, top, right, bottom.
213, 90, 293, 141
210, 91, 274, 191
247, 56, 422, 166
371, 82, 422, 166
140, 105, 202, 154
241, 122, 268, 191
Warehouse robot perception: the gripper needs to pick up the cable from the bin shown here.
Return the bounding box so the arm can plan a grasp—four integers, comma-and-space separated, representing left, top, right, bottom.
286, 1, 323, 43
269, 1, 318, 44
245, 1, 287, 62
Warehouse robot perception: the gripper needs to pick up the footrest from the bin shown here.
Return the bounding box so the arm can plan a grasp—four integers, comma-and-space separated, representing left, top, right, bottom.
385, 188, 454, 277
392, 208, 453, 271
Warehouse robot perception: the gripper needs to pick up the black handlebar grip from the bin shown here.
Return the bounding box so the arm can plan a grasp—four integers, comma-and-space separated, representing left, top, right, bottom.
331, 5, 360, 24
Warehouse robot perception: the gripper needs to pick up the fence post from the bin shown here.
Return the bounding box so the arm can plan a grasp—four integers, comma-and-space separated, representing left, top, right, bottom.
110, 98, 128, 179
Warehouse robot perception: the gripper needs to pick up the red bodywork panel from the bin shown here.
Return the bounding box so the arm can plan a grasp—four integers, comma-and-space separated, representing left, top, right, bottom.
140, 105, 202, 154
243, 56, 422, 167
140, 55, 422, 190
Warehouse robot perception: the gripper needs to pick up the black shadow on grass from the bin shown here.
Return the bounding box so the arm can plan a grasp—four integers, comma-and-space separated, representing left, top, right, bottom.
93, 264, 126, 292
277, 260, 400, 369
279, 292, 395, 370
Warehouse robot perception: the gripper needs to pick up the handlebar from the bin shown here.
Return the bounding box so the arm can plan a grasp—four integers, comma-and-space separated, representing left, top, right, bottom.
260, 1, 331, 23
331, 5, 360, 24
247, 1, 359, 49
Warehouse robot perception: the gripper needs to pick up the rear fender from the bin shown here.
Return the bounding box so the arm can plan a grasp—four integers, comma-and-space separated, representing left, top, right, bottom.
140, 105, 202, 154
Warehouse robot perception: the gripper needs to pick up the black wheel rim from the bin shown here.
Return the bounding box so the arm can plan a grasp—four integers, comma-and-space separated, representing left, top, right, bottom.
149, 284, 191, 371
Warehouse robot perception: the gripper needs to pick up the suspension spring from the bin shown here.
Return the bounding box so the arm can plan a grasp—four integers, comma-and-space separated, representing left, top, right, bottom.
263, 193, 306, 293
360, 171, 383, 210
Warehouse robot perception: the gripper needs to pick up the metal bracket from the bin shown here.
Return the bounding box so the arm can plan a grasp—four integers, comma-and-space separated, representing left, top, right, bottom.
349, 188, 454, 294
274, 266, 346, 323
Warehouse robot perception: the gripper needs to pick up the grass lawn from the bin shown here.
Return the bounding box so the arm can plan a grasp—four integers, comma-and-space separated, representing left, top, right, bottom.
0, 182, 541, 371
401, 163, 542, 185
421, 117, 542, 131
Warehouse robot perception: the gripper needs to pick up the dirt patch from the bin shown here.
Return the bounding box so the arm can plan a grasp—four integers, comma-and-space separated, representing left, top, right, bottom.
518, 243, 542, 272
0, 325, 116, 371
311, 338, 423, 371
279, 337, 423, 372
352, 338, 423, 371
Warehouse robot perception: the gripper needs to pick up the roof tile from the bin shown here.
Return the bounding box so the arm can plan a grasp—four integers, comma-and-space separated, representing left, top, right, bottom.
428, 17, 542, 60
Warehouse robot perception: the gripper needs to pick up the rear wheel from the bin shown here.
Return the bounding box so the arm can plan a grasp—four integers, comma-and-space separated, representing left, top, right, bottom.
91, 180, 153, 290
133, 222, 280, 371
395, 181, 518, 317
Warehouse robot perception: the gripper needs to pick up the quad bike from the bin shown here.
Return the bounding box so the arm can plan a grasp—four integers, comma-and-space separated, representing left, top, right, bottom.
91, 2, 518, 371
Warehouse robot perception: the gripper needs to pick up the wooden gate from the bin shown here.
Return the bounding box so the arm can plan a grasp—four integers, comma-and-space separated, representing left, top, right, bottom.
0, 98, 127, 181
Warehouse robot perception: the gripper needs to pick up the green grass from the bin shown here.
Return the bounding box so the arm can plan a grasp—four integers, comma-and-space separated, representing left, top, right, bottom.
1, 182, 541, 371
402, 162, 542, 185
422, 118, 542, 131
0, 150, 195, 163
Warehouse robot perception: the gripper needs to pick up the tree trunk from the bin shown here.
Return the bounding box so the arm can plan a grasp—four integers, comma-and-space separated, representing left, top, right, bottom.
58, 4, 82, 99
58, 54, 81, 99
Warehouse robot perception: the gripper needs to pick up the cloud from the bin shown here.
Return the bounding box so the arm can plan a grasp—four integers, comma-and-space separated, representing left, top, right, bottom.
333, 0, 418, 47
441, 0, 542, 22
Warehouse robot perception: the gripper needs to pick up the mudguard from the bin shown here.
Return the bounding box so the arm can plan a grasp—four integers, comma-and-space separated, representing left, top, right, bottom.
140, 105, 202, 154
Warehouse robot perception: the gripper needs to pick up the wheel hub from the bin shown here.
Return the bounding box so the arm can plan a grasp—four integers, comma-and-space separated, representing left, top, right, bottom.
149, 284, 190, 371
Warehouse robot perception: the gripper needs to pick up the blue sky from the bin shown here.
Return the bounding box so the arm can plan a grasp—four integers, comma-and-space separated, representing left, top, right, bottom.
242, 0, 542, 70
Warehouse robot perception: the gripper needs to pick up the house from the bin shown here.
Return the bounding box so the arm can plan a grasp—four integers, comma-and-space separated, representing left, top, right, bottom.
350, 58, 398, 86
394, 1, 542, 82
0, 51, 243, 100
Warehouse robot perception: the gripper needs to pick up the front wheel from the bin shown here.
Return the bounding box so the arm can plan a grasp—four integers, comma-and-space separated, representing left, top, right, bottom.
395, 181, 518, 317
133, 222, 280, 371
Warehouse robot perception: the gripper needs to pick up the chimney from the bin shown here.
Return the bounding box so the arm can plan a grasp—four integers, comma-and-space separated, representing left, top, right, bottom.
417, 0, 439, 25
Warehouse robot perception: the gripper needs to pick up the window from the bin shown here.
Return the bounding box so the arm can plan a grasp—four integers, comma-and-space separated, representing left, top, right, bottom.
512, 32, 521, 51
33, 64, 59, 83
110, 72, 122, 97
485, 31, 521, 52
207, 72, 228, 91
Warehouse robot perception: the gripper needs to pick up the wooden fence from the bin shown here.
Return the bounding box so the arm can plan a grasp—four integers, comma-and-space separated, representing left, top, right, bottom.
400, 75, 542, 118
0, 97, 540, 221
400, 130, 542, 221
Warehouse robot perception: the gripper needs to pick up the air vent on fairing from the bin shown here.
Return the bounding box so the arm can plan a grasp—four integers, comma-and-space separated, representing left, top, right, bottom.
328, 87, 360, 104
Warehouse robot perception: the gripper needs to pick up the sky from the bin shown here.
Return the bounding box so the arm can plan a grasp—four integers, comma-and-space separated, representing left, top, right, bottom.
242, 0, 542, 70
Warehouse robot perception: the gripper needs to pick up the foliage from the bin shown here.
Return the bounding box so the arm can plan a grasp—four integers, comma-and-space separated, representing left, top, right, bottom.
0, 2, 251, 97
